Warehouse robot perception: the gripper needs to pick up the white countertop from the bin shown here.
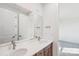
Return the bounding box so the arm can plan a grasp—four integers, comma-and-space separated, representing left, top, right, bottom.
0, 39, 53, 56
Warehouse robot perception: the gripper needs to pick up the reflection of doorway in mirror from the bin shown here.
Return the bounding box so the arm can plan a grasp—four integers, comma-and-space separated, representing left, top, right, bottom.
34, 14, 43, 39
19, 13, 34, 40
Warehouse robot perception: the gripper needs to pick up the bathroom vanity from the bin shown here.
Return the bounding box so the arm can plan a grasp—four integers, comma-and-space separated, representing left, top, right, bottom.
0, 3, 53, 56
0, 39, 53, 56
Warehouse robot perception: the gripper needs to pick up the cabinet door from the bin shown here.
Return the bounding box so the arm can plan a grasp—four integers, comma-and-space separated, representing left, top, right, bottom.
44, 45, 49, 56
33, 43, 53, 56
44, 43, 53, 56
36, 50, 44, 56
0, 8, 17, 44
48, 43, 53, 56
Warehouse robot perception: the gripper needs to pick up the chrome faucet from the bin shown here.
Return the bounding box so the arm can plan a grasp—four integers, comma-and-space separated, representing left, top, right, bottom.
11, 40, 16, 50
35, 36, 41, 41
38, 36, 41, 41
11, 35, 17, 50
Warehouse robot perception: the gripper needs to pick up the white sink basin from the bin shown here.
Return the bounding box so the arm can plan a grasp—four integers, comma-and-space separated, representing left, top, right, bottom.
38, 39, 48, 43
10, 48, 27, 56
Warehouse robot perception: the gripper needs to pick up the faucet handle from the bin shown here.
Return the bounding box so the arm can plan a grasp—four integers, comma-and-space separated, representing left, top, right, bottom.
12, 34, 17, 38
12, 36, 15, 38
11, 40, 15, 44
19, 35, 22, 37
34, 35, 38, 38
11, 40, 16, 50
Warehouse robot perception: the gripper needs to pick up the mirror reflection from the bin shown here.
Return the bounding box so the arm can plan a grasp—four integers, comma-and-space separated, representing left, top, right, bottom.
0, 8, 18, 44
0, 7, 43, 44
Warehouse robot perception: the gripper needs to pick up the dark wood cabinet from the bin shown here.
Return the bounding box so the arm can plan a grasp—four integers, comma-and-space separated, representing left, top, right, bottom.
35, 50, 44, 56
33, 42, 53, 56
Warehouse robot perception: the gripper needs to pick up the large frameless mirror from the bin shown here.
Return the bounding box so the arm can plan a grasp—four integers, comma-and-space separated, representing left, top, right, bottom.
0, 4, 43, 44
0, 8, 18, 44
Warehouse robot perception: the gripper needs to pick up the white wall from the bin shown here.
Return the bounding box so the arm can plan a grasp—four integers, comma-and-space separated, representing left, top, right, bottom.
59, 3, 79, 44
43, 3, 58, 56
